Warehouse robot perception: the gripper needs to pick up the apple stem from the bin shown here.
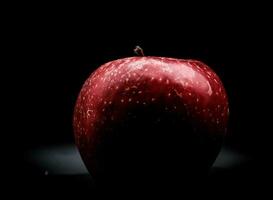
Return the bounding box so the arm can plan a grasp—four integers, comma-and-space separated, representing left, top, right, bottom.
134, 46, 144, 56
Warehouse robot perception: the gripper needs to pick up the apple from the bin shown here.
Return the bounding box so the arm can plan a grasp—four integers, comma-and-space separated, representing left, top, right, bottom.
73, 51, 229, 189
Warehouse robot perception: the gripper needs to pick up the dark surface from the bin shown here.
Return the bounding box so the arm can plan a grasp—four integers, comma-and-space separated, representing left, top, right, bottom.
19, 143, 266, 197
5, 4, 272, 197
21, 144, 251, 192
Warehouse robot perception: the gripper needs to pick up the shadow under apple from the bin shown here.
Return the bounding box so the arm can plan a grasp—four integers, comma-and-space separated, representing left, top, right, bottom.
84, 103, 223, 192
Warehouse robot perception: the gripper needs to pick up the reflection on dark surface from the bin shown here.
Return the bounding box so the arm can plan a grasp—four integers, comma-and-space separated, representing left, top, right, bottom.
27, 145, 88, 175
22, 143, 256, 196
26, 144, 249, 176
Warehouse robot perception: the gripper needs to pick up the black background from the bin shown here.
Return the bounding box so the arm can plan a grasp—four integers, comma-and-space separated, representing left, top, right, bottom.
5, 3, 272, 197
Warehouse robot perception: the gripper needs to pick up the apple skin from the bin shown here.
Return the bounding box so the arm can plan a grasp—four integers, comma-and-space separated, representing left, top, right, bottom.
73, 56, 229, 188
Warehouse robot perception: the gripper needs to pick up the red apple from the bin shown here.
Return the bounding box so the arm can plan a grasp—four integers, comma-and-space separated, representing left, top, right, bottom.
73, 54, 229, 188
